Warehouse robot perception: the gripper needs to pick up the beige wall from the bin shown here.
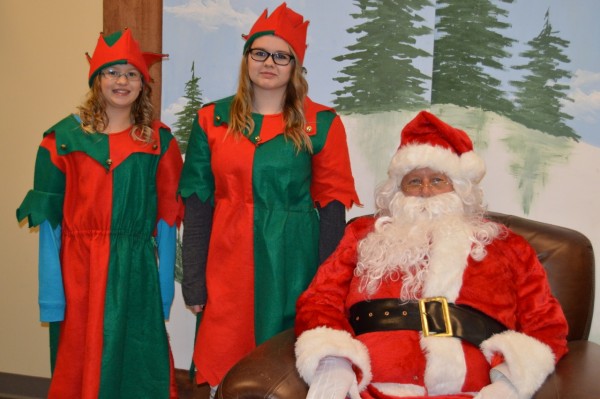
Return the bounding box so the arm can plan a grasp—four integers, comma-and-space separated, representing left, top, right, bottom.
0, 0, 102, 377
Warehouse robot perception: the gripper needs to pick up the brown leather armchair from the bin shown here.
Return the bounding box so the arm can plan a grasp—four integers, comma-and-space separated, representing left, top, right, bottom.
217, 212, 598, 399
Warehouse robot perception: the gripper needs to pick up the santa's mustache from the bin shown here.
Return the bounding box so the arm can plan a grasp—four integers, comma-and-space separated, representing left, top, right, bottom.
387, 191, 465, 223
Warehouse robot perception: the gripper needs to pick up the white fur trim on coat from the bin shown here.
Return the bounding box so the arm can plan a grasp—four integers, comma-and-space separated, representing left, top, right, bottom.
419, 218, 472, 394
481, 330, 555, 398
295, 326, 372, 390
421, 336, 467, 395
389, 144, 485, 184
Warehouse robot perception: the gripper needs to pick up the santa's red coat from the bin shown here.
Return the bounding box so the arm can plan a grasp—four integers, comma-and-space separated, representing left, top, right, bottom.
295, 216, 568, 398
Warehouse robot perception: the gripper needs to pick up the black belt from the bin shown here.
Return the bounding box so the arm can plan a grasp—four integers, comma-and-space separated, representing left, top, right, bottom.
349, 297, 507, 347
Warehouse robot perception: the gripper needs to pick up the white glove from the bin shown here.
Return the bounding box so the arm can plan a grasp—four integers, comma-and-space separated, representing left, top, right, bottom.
307, 356, 360, 399
474, 375, 518, 399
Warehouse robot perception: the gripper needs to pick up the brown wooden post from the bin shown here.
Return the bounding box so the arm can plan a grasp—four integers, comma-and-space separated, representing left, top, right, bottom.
103, 0, 164, 118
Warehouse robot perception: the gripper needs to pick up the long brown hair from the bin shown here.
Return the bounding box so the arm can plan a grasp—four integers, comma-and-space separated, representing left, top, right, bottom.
77, 75, 155, 142
228, 47, 312, 153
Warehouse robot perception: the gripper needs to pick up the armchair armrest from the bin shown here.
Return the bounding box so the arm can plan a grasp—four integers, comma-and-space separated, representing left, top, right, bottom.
533, 340, 600, 398
217, 330, 600, 399
216, 329, 307, 399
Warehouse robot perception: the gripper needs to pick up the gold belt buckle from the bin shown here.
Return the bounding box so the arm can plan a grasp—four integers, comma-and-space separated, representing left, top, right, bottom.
418, 296, 453, 338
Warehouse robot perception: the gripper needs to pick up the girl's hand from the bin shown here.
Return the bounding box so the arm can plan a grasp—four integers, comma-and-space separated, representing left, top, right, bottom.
188, 304, 205, 315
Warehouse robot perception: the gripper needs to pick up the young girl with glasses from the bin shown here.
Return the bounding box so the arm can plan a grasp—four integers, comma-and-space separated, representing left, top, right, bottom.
178, 2, 360, 394
16, 29, 183, 399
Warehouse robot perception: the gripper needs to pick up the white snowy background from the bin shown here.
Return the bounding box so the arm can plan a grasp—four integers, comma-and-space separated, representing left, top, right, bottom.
162, 0, 600, 369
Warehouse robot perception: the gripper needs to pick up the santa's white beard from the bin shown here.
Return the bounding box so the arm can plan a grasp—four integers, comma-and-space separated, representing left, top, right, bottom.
356, 191, 497, 300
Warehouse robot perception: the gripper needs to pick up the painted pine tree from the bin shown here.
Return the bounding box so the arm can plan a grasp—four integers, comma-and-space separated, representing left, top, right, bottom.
332, 0, 433, 114
510, 10, 578, 140
172, 62, 204, 154
431, 0, 515, 116
173, 62, 204, 283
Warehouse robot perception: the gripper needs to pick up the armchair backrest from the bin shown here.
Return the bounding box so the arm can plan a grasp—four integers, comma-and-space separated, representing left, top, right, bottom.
486, 211, 595, 341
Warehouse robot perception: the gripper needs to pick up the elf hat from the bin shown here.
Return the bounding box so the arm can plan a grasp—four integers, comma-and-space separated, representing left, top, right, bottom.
389, 111, 486, 184
242, 2, 309, 64
86, 28, 167, 87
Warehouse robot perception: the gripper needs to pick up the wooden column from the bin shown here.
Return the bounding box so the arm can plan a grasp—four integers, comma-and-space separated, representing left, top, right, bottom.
103, 0, 164, 118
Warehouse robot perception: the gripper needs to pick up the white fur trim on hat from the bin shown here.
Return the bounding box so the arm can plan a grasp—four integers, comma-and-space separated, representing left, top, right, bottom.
481, 330, 555, 398
389, 144, 486, 184
295, 326, 372, 390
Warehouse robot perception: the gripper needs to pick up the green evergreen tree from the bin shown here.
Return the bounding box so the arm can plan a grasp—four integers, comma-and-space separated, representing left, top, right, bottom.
431, 0, 515, 115
509, 10, 578, 140
172, 62, 204, 154
332, 0, 433, 114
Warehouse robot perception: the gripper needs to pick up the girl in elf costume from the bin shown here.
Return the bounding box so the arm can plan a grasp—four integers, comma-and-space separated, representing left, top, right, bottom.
178, 2, 360, 392
16, 29, 183, 399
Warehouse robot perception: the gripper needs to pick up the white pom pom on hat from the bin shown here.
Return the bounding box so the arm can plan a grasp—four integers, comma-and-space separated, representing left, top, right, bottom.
389, 111, 486, 183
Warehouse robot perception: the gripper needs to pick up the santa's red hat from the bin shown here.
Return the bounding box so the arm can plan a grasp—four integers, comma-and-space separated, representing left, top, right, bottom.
86, 28, 167, 87
242, 2, 309, 64
389, 111, 485, 183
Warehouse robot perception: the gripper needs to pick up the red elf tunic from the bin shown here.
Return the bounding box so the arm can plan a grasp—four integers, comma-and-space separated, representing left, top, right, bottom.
17, 115, 183, 399
178, 96, 360, 386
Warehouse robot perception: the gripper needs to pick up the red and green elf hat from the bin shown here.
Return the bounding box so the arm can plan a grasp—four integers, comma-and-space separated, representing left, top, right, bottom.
86, 28, 167, 87
242, 2, 309, 64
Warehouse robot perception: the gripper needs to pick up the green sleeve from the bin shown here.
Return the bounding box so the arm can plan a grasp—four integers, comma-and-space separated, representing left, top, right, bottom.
178, 114, 215, 204
16, 146, 65, 228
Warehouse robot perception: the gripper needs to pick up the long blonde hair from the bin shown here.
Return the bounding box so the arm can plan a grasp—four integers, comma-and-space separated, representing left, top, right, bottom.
228, 47, 312, 152
77, 75, 155, 142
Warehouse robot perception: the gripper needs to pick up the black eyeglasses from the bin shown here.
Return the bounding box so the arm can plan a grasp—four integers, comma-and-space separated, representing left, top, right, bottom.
100, 68, 142, 82
248, 48, 295, 66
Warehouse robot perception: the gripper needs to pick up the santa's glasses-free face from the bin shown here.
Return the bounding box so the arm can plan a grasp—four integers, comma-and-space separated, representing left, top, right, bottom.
248, 48, 295, 66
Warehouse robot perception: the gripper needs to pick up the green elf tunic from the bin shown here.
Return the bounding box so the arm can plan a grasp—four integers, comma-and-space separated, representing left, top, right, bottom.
178, 96, 360, 385
16, 115, 183, 399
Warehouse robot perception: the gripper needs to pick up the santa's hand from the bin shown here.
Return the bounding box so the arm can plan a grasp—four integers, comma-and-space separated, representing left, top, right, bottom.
474, 378, 518, 399
307, 356, 360, 399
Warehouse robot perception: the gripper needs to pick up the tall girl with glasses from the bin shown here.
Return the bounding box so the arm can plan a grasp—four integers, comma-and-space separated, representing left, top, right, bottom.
16, 29, 183, 398
178, 2, 360, 393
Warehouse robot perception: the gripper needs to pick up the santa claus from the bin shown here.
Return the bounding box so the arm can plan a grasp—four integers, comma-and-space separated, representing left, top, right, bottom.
294, 111, 568, 399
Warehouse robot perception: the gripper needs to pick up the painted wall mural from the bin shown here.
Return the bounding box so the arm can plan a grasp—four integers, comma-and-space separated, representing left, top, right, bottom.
162, 0, 600, 368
